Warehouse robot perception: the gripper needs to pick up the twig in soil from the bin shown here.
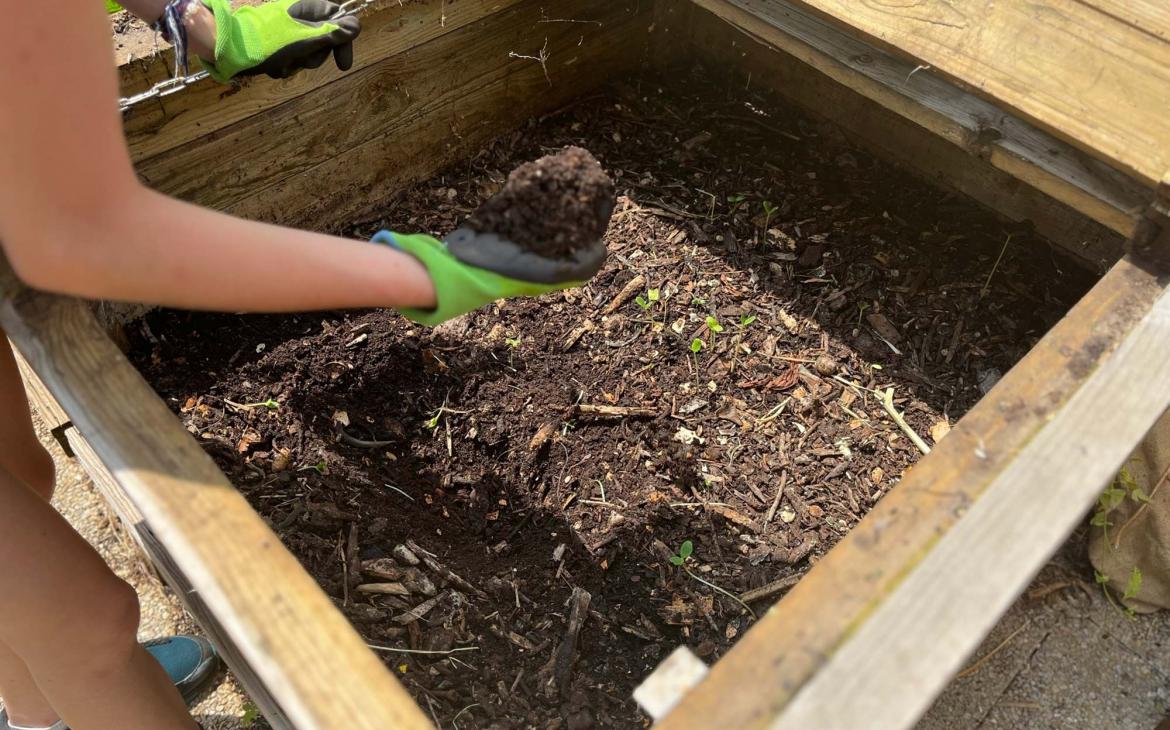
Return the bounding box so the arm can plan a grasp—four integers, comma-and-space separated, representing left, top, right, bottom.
509, 37, 551, 85
393, 591, 447, 625
552, 587, 592, 697
739, 573, 803, 604
368, 644, 480, 655
603, 273, 647, 314
576, 403, 658, 417
980, 233, 1014, 299
764, 470, 790, 525
338, 427, 393, 448
878, 387, 932, 455
384, 483, 415, 501
405, 540, 489, 599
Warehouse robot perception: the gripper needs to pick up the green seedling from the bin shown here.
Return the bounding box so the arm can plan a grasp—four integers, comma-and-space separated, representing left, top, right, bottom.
737, 313, 757, 328
106, 0, 123, 12
226, 398, 281, 411
504, 336, 522, 348
635, 289, 660, 311
241, 702, 262, 728
690, 295, 707, 307
1096, 568, 1142, 619
727, 192, 747, 213
761, 200, 778, 232
690, 338, 704, 354
669, 540, 757, 619
1091, 466, 1150, 539
706, 315, 724, 349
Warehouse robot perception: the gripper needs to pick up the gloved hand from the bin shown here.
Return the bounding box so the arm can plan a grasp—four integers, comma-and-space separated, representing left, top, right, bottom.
373, 230, 606, 326
199, 0, 361, 82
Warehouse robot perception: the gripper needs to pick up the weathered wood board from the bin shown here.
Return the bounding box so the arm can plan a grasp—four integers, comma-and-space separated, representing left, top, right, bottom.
775, 0, 1170, 189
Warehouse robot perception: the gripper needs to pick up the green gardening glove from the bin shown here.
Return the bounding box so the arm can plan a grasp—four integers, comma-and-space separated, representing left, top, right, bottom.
200, 0, 361, 82
373, 230, 607, 327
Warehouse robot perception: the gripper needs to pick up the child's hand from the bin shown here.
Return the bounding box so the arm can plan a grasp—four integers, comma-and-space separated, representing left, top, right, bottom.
373, 230, 606, 326
200, 0, 361, 82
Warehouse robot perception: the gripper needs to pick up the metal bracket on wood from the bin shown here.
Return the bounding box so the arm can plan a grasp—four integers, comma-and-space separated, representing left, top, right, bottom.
1128, 173, 1170, 271
50, 421, 75, 458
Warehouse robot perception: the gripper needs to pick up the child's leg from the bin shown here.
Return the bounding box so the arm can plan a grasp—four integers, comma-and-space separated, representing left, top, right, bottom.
0, 340, 196, 729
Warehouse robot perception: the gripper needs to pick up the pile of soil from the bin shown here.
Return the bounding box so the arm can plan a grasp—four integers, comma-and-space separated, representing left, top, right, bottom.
465, 146, 615, 258
129, 66, 1095, 728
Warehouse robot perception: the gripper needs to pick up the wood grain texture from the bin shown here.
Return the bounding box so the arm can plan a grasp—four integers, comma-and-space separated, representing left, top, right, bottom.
656, 256, 1168, 729
688, 0, 1147, 238
224, 0, 651, 228
136, 0, 645, 216
0, 256, 432, 730
122, 0, 526, 162
684, 3, 1127, 270
770, 0, 1170, 188
1075, 0, 1170, 43
776, 273, 1170, 729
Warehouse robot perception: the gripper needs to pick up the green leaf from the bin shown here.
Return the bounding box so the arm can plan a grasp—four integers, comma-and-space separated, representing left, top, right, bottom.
668, 556, 684, 566
635, 295, 649, 310
1094, 570, 1110, 585
106, 0, 123, 12
262, 398, 280, 410
727, 193, 746, 204
648, 288, 660, 302
1090, 510, 1112, 529
740, 314, 757, 327
242, 703, 261, 727
505, 337, 521, 348
705, 315, 724, 333
690, 338, 704, 353
1131, 487, 1152, 504
679, 540, 693, 560
1098, 485, 1126, 513
1123, 567, 1143, 601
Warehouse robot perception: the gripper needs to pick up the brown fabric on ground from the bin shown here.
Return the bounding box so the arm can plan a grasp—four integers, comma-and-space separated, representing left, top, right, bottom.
1090, 408, 1170, 613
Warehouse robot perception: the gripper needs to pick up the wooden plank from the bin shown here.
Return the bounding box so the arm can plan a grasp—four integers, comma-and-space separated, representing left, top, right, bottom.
656, 255, 1168, 729
14, 348, 70, 431
769, 0, 1170, 188
775, 275, 1170, 728
687, 0, 1147, 239
1075, 0, 1170, 43
225, 0, 651, 228
684, 3, 1126, 271
135, 0, 643, 215
0, 255, 432, 730
122, 0, 526, 162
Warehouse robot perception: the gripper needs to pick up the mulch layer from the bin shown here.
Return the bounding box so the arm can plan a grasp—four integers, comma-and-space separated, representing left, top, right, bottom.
128, 65, 1095, 728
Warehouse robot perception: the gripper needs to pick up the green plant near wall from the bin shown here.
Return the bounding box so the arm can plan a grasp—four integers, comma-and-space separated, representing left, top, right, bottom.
107, 1, 123, 13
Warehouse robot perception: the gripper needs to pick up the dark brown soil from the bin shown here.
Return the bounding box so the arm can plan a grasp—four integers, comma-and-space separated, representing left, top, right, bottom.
465, 146, 615, 258
128, 65, 1096, 729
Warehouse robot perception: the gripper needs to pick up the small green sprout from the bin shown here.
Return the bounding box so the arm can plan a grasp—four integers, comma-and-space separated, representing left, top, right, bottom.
242, 703, 261, 728
727, 193, 747, 213
738, 313, 757, 328
226, 398, 281, 411
690, 295, 707, 307
635, 295, 651, 310
423, 411, 442, 430
706, 315, 724, 348
761, 200, 778, 231
504, 336, 522, 348
690, 338, 704, 353
667, 540, 756, 619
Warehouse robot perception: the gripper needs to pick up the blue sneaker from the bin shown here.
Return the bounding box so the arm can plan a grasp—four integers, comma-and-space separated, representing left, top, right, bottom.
144, 635, 220, 704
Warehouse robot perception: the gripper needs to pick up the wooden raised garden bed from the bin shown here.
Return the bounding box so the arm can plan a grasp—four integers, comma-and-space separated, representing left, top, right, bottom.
5, 1, 1170, 728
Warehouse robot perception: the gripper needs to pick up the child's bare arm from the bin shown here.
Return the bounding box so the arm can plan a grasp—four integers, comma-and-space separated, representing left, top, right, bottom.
0, 0, 434, 313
